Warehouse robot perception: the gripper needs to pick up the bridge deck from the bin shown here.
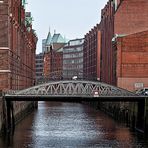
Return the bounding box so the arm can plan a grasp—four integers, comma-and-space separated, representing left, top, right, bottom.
4, 95, 146, 102
4, 80, 147, 102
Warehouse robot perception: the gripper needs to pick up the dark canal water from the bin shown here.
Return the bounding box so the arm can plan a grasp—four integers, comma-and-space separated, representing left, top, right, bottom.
0, 102, 148, 148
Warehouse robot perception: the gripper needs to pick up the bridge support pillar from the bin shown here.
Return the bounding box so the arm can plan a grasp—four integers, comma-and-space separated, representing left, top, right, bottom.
34, 101, 38, 109
5, 100, 15, 134
136, 100, 145, 132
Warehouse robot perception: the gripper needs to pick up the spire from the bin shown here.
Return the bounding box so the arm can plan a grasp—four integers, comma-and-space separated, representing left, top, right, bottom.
54, 29, 56, 34
46, 27, 52, 45
49, 26, 51, 33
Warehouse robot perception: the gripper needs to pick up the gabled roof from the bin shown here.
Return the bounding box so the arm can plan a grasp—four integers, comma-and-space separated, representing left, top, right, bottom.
46, 31, 52, 45
51, 33, 65, 43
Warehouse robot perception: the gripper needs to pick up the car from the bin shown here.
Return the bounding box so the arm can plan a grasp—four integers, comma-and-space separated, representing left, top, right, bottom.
72, 76, 78, 80
93, 91, 99, 97
136, 88, 148, 96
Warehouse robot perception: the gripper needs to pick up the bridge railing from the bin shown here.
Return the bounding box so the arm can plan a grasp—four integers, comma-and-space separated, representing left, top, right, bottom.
5, 80, 137, 98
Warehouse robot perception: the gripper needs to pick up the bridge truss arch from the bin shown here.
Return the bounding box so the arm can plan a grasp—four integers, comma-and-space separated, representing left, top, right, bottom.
6, 80, 135, 98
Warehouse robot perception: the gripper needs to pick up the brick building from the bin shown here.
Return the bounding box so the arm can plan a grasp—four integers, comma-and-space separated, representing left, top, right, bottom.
44, 48, 63, 80
115, 30, 148, 91
83, 24, 101, 80
63, 38, 84, 80
100, 0, 115, 85
0, 0, 37, 90
43, 31, 66, 80
100, 0, 148, 90
114, 0, 148, 35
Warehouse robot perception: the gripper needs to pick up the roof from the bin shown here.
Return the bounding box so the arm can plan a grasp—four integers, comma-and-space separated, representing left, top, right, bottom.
46, 31, 52, 45
56, 47, 63, 52
50, 33, 65, 43
44, 31, 67, 53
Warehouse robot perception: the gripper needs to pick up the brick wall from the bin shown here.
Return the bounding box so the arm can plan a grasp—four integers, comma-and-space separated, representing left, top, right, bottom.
116, 30, 148, 91
100, 0, 148, 89
43, 50, 63, 80
114, 0, 148, 35
52, 51, 63, 80
100, 0, 115, 85
97, 30, 101, 80
43, 52, 51, 78
0, 0, 37, 91
83, 24, 101, 80
0, 1, 8, 47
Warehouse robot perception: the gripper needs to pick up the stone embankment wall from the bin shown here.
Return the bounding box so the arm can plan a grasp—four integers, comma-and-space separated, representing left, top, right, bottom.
84, 99, 148, 136
13, 101, 37, 124
0, 95, 37, 135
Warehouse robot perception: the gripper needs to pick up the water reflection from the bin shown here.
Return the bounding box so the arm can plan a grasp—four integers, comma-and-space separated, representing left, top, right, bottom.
0, 102, 147, 148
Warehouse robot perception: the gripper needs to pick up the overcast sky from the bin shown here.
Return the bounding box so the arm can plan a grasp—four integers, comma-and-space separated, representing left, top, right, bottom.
26, 0, 108, 53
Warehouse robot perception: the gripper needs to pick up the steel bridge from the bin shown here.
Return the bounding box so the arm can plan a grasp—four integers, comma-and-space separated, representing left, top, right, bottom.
4, 80, 146, 102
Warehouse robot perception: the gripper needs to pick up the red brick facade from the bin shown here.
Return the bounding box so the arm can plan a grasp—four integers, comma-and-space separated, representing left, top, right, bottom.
83, 24, 101, 80
116, 31, 148, 91
43, 49, 63, 80
100, 0, 116, 85
114, 0, 148, 35
0, 0, 37, 90
43, 53, 51, 78
100, 0, 148, 91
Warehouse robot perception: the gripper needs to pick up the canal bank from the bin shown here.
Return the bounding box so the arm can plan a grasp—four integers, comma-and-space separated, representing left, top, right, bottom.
0, 94, 37, 135
84, 98, 148, 136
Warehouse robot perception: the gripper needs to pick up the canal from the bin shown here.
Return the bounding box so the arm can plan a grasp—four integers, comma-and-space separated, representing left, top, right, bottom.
0, 102, 148, 148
